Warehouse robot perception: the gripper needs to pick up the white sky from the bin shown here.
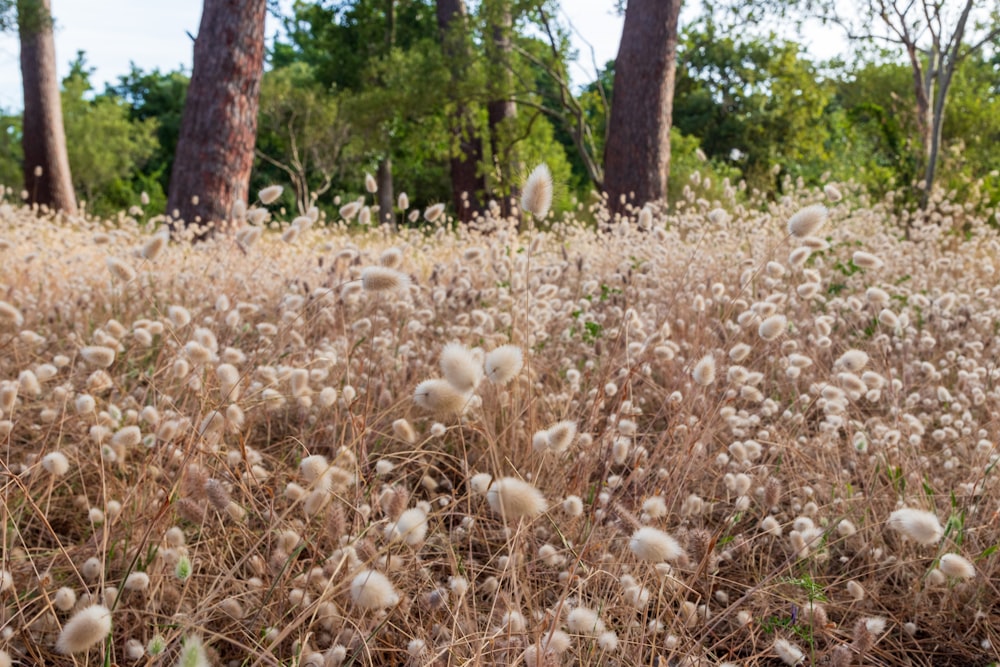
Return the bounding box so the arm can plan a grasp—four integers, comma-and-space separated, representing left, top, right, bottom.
0, 1, 847, 111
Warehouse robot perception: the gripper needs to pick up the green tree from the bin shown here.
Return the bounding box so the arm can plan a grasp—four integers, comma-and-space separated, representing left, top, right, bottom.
255, 62, 350, 214
61, 54, 158, 215
104, 65, 189, 202
0, 112, 22, 192
672, 25, 835, 191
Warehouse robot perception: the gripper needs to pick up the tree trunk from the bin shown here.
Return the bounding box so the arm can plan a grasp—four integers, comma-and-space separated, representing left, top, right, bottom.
919, 0, 971, 209
377, 157, 394, 226
436, 0, 485, 222
486, 0, 517, 217
19, 0, 76, 214
603, 0, 682, 217
167, 0, 266, 233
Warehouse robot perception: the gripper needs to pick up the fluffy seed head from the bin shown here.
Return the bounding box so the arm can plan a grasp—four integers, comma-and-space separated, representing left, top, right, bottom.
392, 418, 416, 444
521, 163, 553, 219
440, 342, 482, 392
413, 379, 470, 415
939, 553, 976, 579
486, 477, 547, 520
853, 251, 884, 270
546, 420, 577, 453
56, 605, 112, 654
80, 346, 116, 368
835, 349, 869, 372
364, 172, 377, 193
758, 314, 787, 341
387, 507, 428, 546
629, 527, 686, 563
123, 572, 150, 591
350, 569, 399, 609
692, 354, 716, 386
887, 508, 943, 545
339, 201, 362, 220
787, 204, 827, 237
424, 203, 446, 222
42, 451, 70, 476
567, 606, 605, 635
0, 301, 24, 328
259, 185, 283, 205
106, 257, 136, 282
484, 345, 523, 384
360, 266, 410, 292
177, 635, 210, 667
141, 232, 168, 260
773, 638, 805, 666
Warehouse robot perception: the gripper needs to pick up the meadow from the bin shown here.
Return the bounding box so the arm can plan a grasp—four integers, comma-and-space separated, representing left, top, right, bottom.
1, 171, 999, 666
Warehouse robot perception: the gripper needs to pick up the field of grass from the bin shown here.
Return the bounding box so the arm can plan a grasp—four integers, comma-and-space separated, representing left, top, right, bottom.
1, 175, 999, 666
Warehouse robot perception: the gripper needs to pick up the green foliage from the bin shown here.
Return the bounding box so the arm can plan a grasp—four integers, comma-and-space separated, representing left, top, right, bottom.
0, 111, 22, 191
255, 62, 351, 213
104, 65, 189, 199
673, 23, 835, 192
61, 54, 158, 217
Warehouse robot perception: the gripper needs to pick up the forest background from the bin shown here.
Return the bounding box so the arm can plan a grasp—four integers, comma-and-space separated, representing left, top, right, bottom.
0, 0, 998, 222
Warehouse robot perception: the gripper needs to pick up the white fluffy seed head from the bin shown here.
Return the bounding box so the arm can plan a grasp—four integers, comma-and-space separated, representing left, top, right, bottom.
629, 527, 686, 563
758, 314, 787, 341
835, 349, 869, 372
852, 251, 884, 270
299, 455, 329, 484
387, 507, 428, 546
392, 418, 416, 444
567, 606, 605, 635
692, 354, 716, 386
773, 638, 805, 666
424, 203, 445, 222
787, 204, 827, 237
350, 569, 399, 609
56, 605, 112, 654
123, 572, 149, 591
887, 508, 943, 545
439, 343, 482, 392
106, 257, 136, 282
484, 345, 523, 385
42, 451, 70, 476
0, 301, 24, 328
939, 553, 976, 579
141, 232, 169, 260
259, 185, 283, 205
80, 346, 116, 368
413, 379, 470, 415
486, 477, 547, 520
521, 163, 553, 220
360, 266, 410, 292
546, 420, 577, 453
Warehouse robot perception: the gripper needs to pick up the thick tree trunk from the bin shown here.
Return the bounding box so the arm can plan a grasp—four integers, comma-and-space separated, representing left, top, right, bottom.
436, 0, 485, 222
19, 0, 76, 214
168, 0, 266, 232
603, 0, 682, 217
377, 157, 394, 225
486, 0, 517, 217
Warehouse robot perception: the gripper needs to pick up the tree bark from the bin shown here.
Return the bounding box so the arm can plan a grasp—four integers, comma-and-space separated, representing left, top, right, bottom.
436, 0, 485, 222
167, 0, 266, 232
377, 157, 394, 225
19, 0, 77, 214
486, 0, 517, 217
603, 0, 682, 217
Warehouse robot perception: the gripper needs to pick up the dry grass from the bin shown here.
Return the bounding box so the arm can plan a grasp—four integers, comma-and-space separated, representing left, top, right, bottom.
1, 177, 999, 667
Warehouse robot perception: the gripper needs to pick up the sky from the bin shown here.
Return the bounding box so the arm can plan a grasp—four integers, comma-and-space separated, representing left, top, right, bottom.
0, 1, 846, 111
